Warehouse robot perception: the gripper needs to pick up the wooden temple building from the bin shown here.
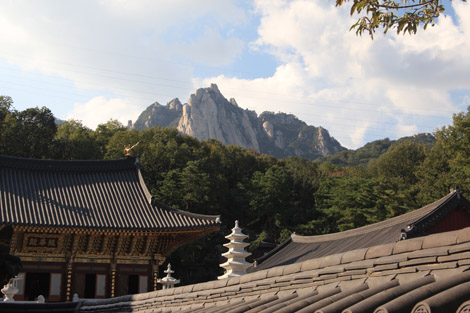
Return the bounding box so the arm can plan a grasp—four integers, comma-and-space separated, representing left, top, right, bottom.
0, 155, 221, 302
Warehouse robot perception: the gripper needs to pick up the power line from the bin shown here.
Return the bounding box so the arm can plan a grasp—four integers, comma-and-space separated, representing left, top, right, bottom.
0, 54, 462, 117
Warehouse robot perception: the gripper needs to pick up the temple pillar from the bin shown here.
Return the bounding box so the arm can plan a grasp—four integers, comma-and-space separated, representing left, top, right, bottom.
110, 263, 117, 298
65, 260, 73, 302
152, 265, 158, 291
152, 254, 165, 291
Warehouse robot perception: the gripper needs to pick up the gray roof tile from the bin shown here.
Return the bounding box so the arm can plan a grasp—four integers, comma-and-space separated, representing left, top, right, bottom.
422, 230, 459, 249
392, 237, 424, 254
430, 266, 470, 280
411, 281, 470, 313
318, 281, 396, 313
343, 276, 435, 313
266, 266, 284, 278
246, 293, 297, 313
0, 156, 220, 231
318, 253, 343, 268
370, 266, 416, 277
376, 271, 470, 313
299, 258, 322, 271
373, 253, 408, 265
297, 284, 370, 313
366, 242, 396, 259
395, 271, 431, 285
73, 227, 470, 313
316, 282, 341, 294
317, 265, 344, 275
449, 241, 470, 254
344, 259, 376, 270
338, 269, 367, 277
274, 287, 341, 313
407, 246, 449, 259
417, 261, 458, 271
340, 247, 369, 264
337, 278, 367, 290
253, 190, 469, 272
399, 256, 438, 267
457, 227, 470, 243
457, 300, 470, 313
282, 262, 303, 275
368, 263, 399, 273
437, 251, 470, 262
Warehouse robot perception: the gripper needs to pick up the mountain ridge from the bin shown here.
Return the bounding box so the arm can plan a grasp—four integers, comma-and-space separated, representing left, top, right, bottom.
132, 84, 346, 160
316, 133, 436, 167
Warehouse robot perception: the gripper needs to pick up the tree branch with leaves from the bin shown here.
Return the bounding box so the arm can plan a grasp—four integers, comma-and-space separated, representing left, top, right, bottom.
337, 0, 451, 38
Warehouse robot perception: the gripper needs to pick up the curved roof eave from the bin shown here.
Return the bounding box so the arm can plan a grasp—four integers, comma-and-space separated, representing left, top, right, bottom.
291, 189, 460, 244
253, 189, 466, 270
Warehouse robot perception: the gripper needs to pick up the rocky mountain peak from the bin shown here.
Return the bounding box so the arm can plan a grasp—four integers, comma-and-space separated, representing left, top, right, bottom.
167, 98, 182, 111
210, 83, 220, 93
132, 84, 346, 160
229, 98, 238, 107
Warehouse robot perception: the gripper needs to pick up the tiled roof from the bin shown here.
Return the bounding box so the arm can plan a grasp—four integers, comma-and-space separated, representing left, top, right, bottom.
77, 227, 470, 313
0, 155, 220, 231
253, 190, 469, 271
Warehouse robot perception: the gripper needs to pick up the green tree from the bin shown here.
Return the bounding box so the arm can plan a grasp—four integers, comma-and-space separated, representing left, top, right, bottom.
417, 107, 470, 201
0, 96, 13, 122
94, 119, 126, 158
156, 169, 184, 209
312, 176, 411, 233
249, 165, 295, 243
181, 160, 211, 212
54, 120, 101, 160
373, 141, 427, 185
0, 106, 57, 158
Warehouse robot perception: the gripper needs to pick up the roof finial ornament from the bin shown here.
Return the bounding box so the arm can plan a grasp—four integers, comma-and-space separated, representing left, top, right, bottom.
124, 142, 139, 156
400, 229, 407, 241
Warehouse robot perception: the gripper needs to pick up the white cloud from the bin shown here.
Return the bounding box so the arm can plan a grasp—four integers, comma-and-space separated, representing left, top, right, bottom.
67, 97, 141, 130
2, 0, 470, 149
394, 123, 419, 139
199, 0, 470, 148
386, 87, 456, 116
0, 0, 248, 125
174, 28, 244, 67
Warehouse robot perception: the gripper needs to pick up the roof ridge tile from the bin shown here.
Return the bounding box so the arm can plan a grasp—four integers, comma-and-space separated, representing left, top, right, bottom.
290, 191, 458, 244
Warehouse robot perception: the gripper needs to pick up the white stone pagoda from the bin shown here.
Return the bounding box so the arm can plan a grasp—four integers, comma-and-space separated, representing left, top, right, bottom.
218, 220, 251, 280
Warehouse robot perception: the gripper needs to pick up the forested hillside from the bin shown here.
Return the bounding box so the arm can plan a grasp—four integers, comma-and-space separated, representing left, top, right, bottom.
316, 133, 435, 167
1, 95, 469, 285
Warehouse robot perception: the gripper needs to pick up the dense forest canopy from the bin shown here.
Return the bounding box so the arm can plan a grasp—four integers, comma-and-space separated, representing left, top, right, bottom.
2, 95, 470, 285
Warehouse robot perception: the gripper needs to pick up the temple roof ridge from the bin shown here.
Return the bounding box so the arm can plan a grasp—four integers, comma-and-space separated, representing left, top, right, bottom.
251, 189, 468, 271
290, 189, 460, 244
0, 155, 221, 231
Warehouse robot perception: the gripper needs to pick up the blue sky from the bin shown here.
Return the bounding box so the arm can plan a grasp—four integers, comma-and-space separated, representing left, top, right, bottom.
0, 0, 469, 149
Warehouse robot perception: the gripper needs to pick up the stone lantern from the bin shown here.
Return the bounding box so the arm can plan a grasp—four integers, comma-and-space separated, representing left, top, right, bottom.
157, 263, 180, 290
218, 220, 251, 280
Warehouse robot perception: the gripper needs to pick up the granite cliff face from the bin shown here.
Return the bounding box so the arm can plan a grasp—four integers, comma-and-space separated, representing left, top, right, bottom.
133, 84, 345, 159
